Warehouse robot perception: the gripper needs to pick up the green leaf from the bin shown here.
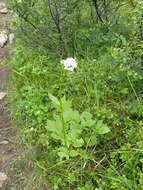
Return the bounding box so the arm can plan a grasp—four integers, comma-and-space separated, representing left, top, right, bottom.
58, 147, 69, 160
47, 118, 63, 141
63, 109, 73, 122
89, 135, 98, 146
46, 120, 57, 132
48, 93, 60, 108
68, 173, 76, 182
63, 109, 80, 123
73, 138, 84, 148
61, 96, 72, 110
70, 127, 82, 137
81, 111, 95, 127
95, 120, 110, 135
70, 150, 79, 157
121, 88, 128, 95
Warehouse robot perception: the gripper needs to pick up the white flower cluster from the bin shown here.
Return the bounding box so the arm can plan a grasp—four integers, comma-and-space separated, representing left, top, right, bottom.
60, 57, 77, 71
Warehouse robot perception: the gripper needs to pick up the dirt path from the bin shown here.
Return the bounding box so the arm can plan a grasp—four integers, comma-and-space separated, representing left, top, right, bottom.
0, 1, 17, 189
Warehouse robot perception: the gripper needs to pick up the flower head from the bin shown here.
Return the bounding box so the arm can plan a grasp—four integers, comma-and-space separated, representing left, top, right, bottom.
60, 57, 77, 71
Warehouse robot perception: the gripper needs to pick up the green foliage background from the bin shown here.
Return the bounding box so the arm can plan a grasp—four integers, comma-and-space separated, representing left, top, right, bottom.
7, 0, 143, 189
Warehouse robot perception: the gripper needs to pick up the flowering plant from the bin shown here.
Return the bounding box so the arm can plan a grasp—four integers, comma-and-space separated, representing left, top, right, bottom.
60, 57, 77, 71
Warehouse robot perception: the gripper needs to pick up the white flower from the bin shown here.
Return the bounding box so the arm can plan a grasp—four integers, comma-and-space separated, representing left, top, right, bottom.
60, 57, 77, 71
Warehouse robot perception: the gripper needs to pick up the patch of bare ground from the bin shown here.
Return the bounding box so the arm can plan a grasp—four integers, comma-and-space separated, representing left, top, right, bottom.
0, 1, 21, 189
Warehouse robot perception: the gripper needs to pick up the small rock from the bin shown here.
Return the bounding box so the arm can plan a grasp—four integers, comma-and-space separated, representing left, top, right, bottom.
0, 3, 5, 6
0, 92, 6, 100
0, 7, 8, 14
0, 141, 9, 145
0, 172, 7, 188
1, 30, 8, 35
9, 33, 15, 44
0, 32, 8, 48
0, 3, 6, 8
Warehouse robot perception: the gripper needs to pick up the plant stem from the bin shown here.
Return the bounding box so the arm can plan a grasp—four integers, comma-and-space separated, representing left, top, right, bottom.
60, 101, 67, 148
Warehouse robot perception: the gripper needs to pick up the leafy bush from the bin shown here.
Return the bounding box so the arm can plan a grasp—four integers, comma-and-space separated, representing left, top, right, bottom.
7, 0, 140, 56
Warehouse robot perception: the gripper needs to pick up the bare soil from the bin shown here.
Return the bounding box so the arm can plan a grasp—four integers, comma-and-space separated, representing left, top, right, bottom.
0, 1, 19, 189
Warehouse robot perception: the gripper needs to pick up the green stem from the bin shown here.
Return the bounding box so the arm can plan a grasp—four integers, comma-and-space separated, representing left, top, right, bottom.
60, 102, 67, 148
59, 67, 67, 147
127, 75, 140, 102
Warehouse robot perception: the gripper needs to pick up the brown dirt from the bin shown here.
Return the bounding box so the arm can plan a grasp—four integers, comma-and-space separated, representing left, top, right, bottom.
0, 0, 12, 31
0, 1, 18, 189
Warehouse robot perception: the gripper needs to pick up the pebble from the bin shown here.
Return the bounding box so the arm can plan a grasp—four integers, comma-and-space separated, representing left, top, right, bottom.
9, 33, 15, 44
0, 141, 9, 145
0, 172, 7, 188
0, 3, 6, 7
0, 92, 6, 100
0, 7, 8, 14
0, 33, 8, 48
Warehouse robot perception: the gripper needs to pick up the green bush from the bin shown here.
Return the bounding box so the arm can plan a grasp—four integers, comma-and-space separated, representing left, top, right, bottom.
7, 0, 140, 56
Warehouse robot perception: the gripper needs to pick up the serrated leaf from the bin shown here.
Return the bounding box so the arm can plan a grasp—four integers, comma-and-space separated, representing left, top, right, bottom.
68, 173, 76, 182
70, 127, 82, 137
73, 138, 84, 148
95, 120, 110, 135
70, 150, 79, 157
81, 111, 95, 127
89, 135, 98, 146
63, 109, 80, 123
58, 147, 69, 160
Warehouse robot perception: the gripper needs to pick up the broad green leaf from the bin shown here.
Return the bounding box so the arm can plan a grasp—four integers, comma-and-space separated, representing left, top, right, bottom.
63, 109, 80, 123
63, 109, 74, 122
81, 111, 95, 127
70, 150, 79, 157
46, 120, 57, 132
48, 93, 60, 108
68, 173, 76, 182
95, 120, 110, 135
47, 118, 63, 141
51, 133, 63, 141
72, 110, 80, 123
121, 88, 128, 95
61, 96, 71, 110
89, 135, 98, 146
73, 138, 84, 148
70, 127, 82, 137
47, 117, 62, 132
58, 147, 69, 160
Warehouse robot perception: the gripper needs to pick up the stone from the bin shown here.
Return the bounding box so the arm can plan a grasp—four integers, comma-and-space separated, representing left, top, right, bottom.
0, 33, 8, 48
0, 3, 6, 8
0, 92, 6, 100
0, 141, 9, 145
9, 33, 15, 44
0, 7, 8, 14
0, 172, 7, 188
1, 30, 8, 35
